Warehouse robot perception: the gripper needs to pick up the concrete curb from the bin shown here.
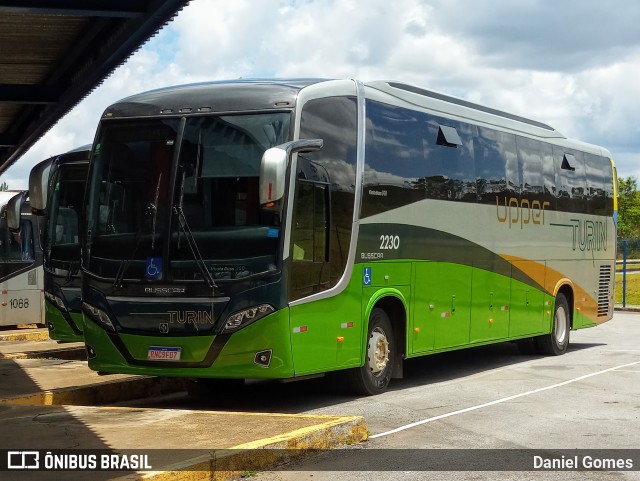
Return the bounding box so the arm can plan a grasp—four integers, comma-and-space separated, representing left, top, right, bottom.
0, 346, 86, 360
614, 307, 640, 313
0, 329, 50, 342
115, 414, 368, 481
0, 376, 188, 406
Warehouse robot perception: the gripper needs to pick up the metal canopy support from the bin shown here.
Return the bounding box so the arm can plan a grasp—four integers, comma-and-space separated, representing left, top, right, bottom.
0, 0, 190, 175
0, 84, 60, 104
0, 1, 147, 17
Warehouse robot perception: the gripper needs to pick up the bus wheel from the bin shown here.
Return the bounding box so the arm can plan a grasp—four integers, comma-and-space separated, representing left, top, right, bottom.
350, 308, 395, 396
536, 293, 570, 356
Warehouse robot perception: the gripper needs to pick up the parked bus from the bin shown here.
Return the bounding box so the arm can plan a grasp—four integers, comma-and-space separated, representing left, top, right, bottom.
80, 79, 616, 394
29, 146, 91, 341
0, 191, 44, 327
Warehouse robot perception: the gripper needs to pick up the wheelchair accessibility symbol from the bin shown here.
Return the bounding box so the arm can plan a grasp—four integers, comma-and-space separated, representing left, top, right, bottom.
145, 257, 163, 280
363, 267, 372, 286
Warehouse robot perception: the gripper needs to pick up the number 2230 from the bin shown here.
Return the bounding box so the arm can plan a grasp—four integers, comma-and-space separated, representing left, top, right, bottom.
379, 235, 400, 250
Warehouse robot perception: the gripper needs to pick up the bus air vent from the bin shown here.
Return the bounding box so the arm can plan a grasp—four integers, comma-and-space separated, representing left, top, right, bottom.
562, 153, 576, 171
597, 265, 611, 317
436, 125, 462, 148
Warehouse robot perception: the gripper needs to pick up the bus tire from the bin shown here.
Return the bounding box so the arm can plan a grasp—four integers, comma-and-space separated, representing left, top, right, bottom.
535, 293, 570, 356
349, 308, 395, 396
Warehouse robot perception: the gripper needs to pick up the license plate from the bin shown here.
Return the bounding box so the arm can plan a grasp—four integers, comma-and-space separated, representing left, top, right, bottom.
147, 346, 181, 361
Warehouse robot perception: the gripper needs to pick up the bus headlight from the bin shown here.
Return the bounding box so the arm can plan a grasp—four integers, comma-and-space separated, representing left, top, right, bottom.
223, 304, 275, 334
82, 301, 115, 332
44, 291, 67, 312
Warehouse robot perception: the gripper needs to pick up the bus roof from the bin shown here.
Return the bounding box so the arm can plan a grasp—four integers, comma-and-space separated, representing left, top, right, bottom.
366, 80, 564, 139
365, 80, 611, 157
0, 190, 22, 210
102, 79, 327, 119
97, 78, 611, 158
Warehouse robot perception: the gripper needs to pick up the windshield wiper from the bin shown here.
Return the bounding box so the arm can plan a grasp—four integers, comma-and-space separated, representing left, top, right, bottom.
173, 205, 216, 289
150, 173, 161, 250
65, 260, 80, 283
173, 168, 217, 290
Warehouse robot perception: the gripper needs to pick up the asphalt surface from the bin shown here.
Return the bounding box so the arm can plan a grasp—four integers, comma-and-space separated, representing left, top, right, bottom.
249, 311, 640, 480
2, 313, 638, 480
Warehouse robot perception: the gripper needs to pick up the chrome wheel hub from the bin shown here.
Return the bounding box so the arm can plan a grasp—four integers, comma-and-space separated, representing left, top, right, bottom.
368, 328, 390, 375
554, 306, 568, 344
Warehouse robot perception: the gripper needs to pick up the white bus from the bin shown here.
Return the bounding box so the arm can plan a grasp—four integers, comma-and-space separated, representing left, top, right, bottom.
0, 191, 44, 327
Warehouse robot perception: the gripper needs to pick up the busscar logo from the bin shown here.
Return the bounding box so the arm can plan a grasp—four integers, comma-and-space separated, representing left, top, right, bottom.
159, 323, 169, 334
144, 287, 186, 295
8, 451, 39, 469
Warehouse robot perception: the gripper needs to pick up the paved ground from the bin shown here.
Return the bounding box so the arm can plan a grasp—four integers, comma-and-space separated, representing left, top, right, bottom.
2, 313, 638, 480
0, 328, 366, 481
242, 311, 640, 480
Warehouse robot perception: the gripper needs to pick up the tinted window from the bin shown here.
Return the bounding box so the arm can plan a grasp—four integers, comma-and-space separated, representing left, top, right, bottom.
423, 119, 476, 202
297, 96, 358, 295
363, 100, 425, 216
554, 147, 586, 213
516, 136, 555, 209
475, 127, 518, 204
585, 153, 613, 216
49, 164, 86, 247
363, 100, 476, 216
0, 218, 34, 261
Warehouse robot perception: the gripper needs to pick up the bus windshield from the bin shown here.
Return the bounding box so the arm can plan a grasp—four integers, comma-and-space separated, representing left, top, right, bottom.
86, 113, 290, 282
0, 216, 34, 262
46, 163, 87, 275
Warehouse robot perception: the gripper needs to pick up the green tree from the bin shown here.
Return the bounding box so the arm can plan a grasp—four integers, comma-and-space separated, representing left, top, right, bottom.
617, 176, 640, 238
0, 181, 8, 191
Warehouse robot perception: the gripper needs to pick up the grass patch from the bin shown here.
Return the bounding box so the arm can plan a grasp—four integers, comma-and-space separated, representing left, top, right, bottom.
615, 273, 640, 305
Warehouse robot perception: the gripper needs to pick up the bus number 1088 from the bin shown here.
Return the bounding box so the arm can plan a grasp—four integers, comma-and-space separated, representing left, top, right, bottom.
9, 298, 30, 309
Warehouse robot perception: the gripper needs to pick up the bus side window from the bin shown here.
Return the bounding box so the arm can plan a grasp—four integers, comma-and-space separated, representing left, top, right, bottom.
475, 127, 518, 204
289, 179, 331, 301
585, 153, 610, 216
424, 118, 476, 202
292, 180, 329, 263
19, 219, 34, 261
554, 147, 586, 213
516, 136, 555, 209
298, 95, 357, 290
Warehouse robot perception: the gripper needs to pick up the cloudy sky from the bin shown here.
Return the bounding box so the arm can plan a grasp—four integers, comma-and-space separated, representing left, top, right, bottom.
2, 0, 640, 188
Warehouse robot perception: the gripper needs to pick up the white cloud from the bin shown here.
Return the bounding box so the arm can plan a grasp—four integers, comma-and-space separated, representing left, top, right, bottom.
2, 0, 639, 190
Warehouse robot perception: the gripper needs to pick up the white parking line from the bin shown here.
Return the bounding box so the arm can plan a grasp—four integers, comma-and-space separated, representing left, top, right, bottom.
370, 359, 640, 439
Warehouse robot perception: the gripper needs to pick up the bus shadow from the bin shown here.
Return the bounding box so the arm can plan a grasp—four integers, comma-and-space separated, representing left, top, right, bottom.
124, 340, 606, 414
0, 357, 121, 480
566, 342, 607, 352
392, 340, 607, 391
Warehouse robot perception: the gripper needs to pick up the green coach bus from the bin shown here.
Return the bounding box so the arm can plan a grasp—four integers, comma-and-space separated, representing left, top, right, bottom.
80, 79, 616, 395
29, 146, 90, 341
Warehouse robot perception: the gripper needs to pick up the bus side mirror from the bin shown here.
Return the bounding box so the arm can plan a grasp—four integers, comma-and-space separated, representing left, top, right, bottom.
259, 139, 323, 212
7, 191, 27, 232
29, 157, 54, 216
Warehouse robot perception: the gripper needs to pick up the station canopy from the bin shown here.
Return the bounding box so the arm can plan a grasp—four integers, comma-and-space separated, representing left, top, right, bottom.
0, 0, 190, 174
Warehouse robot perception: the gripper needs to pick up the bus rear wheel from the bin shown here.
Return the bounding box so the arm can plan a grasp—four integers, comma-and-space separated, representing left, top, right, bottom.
536, 293, 570, 356
349, 308, 395, 396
